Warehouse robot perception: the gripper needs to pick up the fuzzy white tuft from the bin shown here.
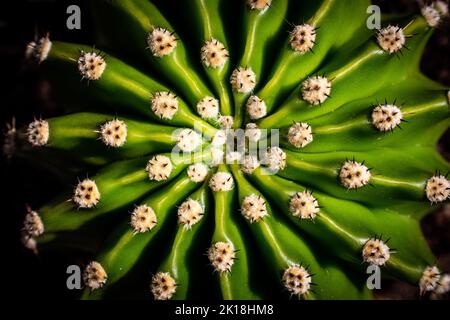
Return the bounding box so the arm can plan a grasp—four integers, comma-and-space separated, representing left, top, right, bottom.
241, 155, 260, 174
77, 51, 106, 80
73, 179, 101, 208
301, 76, 331, 105
26, 35, 52, 63
434, 274, 450, 295
282, 265, 311, 297
362, 238, 391, 266
245, 123, 262, 142
264, 147, 286, 171
176, 129, 202, 152
289, 191, 319, 220
208, 242, 235, 273
27, 119, 49, 147
422, 5, 442, 27
23, 209, 44, 237
288, 122, 313, 148
241, 194, 268, 223
421, 1, 448, 28
420, 266, 441, 294
247, 0, 272, 10
146, 155, 173, 181
187, 162, 209, 183
131, 205, 157, 233
246, 95, 267, 120
83, 261, 107, 290
99, 119, 127, 147
151, 272, 177, 300
201, 38, 229, 68
290, 24, 316, 54
148, 27, 177, 57
151, 91, 179, 120
426, 175, 450, 203
371, 105, 403, 132
339, 160, 371, 189
230, 67, 256, 93
197, 96, 219, 119
435, 1, 449, 14
178, 198, 204, 229
217, 115, 234, 129
377, 25, 405, 54
209, 172, 234, 192
21, 231, 38, 253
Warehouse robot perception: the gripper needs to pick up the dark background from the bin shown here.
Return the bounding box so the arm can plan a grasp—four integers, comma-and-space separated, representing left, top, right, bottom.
1, 0, 449, 300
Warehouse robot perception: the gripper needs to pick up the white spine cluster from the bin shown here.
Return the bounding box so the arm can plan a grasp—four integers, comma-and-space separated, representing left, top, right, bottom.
146, 155, 173, 181
421, 2, 448, 27
176, 129, 202, 152
151, 91, 179, 120
289, 191, 319, 220
99, 119, 127, 147
435, 1, 449, 15
187, 162, 209, 183
26, 35, 52, 63
362, 238, 391, 266
23, 209, 44, 237
290, 24, 316, 54
420, 266, 441, 294
177, 198, 204, 229
151, 272, 177, 300
247, 0, 272, 10
245, 123, 262, 142
371, 105, 403, 132
264, 147, 286, 171
77, 51, 106, 80
339, 160, 371, 189
209, 172, 234, 192
288, 122, 313, 148
208, 242, 235, 273
21, 231, 38, 253
73, 179, 101, 208
377, 25, 405, 54
241, 155, 260, 174
27, 119, 49, 147
148, 27, 177, 57
218, 115, 234, 129
131, 205, 157, 233
83, 261, 107, 290
230, 67, 256, 93
241, 194, 268, 223
301, 76, 331, 105
201, 38, 229, 68
246, 95, 267, 120
282, 265, 312, 297
426, 175, 450, 203
197, 96, 219, 119
434, 274, 450, 295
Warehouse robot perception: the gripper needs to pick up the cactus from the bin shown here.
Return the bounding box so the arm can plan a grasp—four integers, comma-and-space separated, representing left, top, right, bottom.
16, 0, 450, 300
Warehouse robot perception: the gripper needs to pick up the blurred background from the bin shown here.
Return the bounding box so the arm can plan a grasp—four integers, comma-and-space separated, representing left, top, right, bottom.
1, 0, 448, 299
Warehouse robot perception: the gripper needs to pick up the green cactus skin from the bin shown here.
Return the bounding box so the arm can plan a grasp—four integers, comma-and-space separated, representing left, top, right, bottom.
19, 0, 450, 300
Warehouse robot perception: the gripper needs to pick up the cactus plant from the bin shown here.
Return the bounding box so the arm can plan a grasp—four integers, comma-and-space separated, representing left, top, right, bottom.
15, 0, 450, 300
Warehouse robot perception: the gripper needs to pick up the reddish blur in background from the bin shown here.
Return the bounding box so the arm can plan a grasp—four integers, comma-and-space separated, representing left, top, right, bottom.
0, 0, 448, 299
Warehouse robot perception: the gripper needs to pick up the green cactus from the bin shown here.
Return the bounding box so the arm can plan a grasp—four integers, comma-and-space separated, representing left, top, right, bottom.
18, 0, 450, 300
